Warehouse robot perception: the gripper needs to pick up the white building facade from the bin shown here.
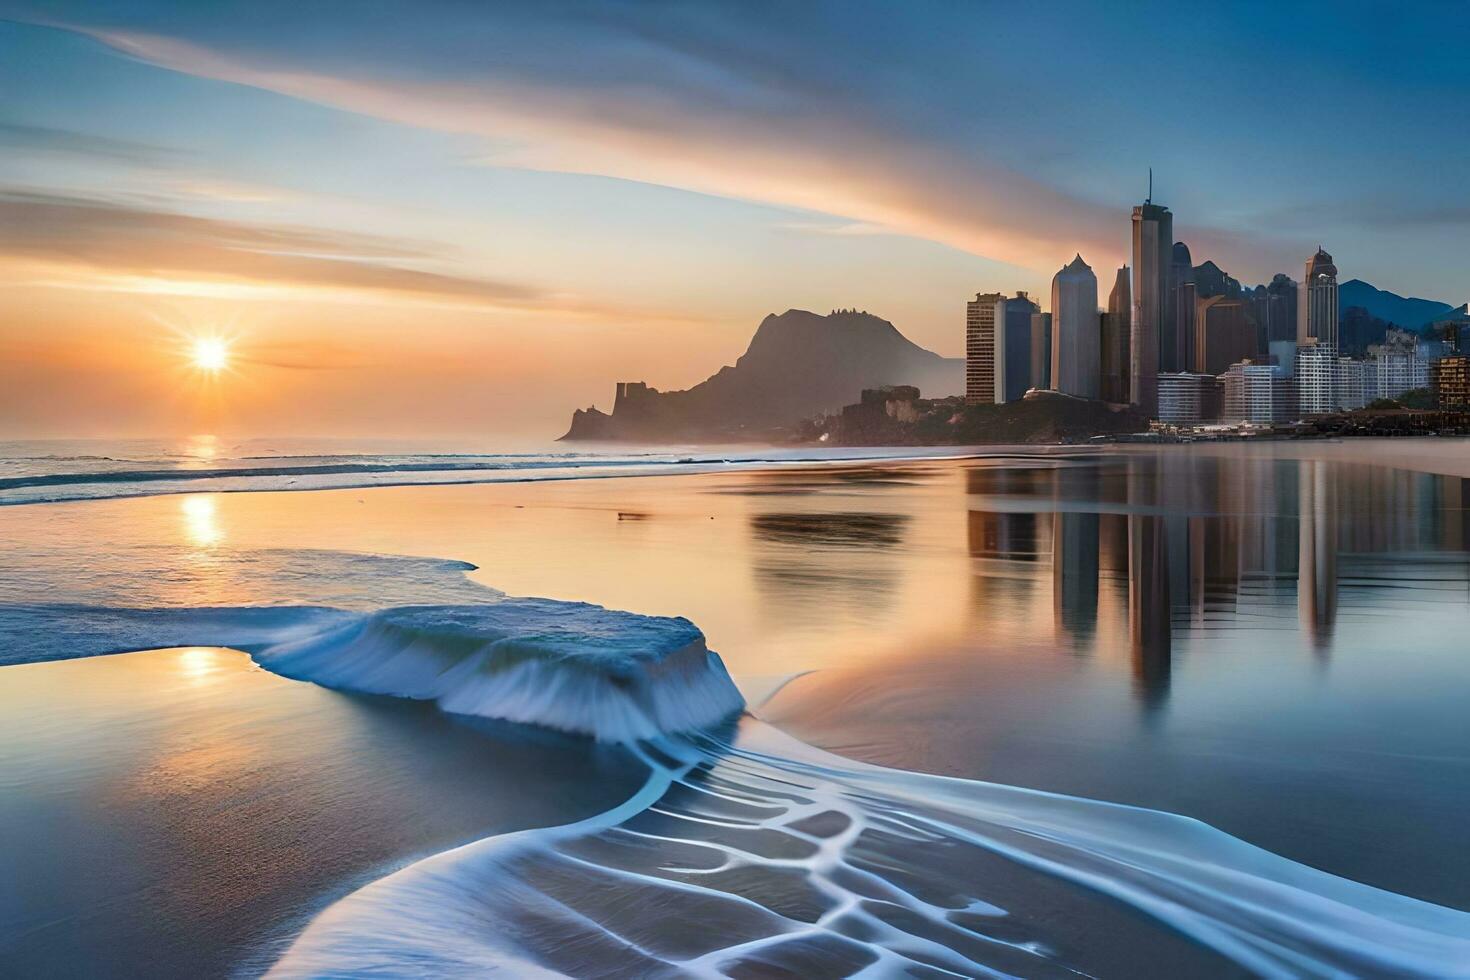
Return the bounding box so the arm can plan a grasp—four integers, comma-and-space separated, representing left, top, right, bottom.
1295, 339, 1337, 416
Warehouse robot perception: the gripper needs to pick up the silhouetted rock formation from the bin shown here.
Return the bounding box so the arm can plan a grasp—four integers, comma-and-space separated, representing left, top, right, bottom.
560, 309, 962, 441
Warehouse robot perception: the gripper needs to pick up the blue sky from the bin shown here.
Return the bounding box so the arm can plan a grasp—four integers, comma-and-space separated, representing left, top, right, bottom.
0, 1, 1466, 436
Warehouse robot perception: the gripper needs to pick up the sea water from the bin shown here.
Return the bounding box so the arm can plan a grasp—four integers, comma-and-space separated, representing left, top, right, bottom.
3, 442, 1470, 976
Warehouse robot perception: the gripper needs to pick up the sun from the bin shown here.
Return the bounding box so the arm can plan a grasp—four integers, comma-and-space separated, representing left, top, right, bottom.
192, 337, 230, 372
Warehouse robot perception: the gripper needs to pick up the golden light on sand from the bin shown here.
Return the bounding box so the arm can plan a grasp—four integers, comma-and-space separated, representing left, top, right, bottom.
191, 337, 230, 372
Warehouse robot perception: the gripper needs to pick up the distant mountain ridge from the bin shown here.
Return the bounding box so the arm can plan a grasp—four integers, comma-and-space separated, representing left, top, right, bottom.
1339, 279, 1457, 331
561, 309, 963, 441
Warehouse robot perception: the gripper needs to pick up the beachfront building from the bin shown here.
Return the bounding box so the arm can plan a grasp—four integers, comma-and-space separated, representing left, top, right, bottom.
1336, 358, 1368, 411
1222, 361, 1294, 424
1100, 266, 1130, 403
998, 292, 1040, 403
1364, 331, 1432, 402
1170, 242, 1196, 373
965, 291, 1005, 405
1432, 355, 1470, 409
1295, 339, 1337, 415
1157, 372, 1221, 426
1131, 198, 1174, 418
1030, 312, 1053, 390
1051, 255, 1100, 399
1298, 247, 1339, 349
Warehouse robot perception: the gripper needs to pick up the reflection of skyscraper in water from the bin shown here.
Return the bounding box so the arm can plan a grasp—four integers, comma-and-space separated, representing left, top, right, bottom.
1297, 460, 1338, 655
1052, 510, 1100, 648
1129, 512, 1172, 711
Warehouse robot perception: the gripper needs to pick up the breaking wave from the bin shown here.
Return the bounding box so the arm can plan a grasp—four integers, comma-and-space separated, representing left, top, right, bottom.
254, 603, 745, 742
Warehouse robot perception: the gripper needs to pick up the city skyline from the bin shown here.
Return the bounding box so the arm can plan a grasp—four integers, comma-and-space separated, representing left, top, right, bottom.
2, 2, 1469, 437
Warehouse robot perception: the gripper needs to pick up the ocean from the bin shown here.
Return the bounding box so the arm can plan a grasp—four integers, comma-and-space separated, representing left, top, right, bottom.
2, 438, 1469, 977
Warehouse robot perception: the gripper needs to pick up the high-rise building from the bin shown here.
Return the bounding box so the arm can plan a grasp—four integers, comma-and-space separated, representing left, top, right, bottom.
1295, 248, 1338, 410
1365, 330, 1430, 402
1295, 339, 1337, 415
998, 292, 1040, 402
1100, 265, 1130, 403
1051, 255, 1100, 398
1131, 197, 1173, 418
1157, 372, 1222, 426
1195, 294, 1259, 375
1265, 274, 1298, 344
1298, 248, 1339, 349
965, 291, 1006, 405
1336, 358, 1368, 411
1169, 242, 1196, 373
1030, 312, 1053, 390
1222, 361, 1294, 424
1432, 355, 1470, 409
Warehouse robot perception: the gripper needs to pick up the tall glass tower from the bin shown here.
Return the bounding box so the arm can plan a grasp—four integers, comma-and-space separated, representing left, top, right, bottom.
1131, 193, 1173, 419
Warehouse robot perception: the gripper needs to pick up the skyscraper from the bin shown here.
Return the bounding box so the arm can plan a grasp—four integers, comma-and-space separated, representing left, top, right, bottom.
1265, 274, 1298, 344
1031, 312, 1053, 390
1050, 254, 1100, 398
1195, 294, 1259, 375
1100, 265, 1130, 403
998, 291, 1040, 402
1298, 248, 1339, 349
1297, 248, 1339, 410
965, 291, 1005, 405
1131, 195, 1173, 418
1169, 242, 1196, 373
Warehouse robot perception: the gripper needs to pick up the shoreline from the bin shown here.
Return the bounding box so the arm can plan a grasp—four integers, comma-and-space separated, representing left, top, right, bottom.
2, 434, 1468, 509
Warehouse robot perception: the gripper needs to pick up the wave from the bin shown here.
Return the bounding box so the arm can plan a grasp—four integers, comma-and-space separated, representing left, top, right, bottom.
0, 595, 743, 742
0, 445, 1010, 505
269, 719, 1470, 979
254, 603, 745, 742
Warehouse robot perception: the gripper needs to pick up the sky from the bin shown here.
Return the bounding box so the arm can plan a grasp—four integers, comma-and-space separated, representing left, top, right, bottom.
1, 1, 1467, 439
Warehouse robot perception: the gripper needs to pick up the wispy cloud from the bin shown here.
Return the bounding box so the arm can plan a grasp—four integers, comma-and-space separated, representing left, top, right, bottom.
0, 190, 677, 318
50, 19, 1136, 274
0, 119, 182, 165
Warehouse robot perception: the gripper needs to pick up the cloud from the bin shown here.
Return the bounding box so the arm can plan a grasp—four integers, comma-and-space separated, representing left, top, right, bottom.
0, 190, 541, 309
32, 10, 1140, 274
0, 119, 182, 165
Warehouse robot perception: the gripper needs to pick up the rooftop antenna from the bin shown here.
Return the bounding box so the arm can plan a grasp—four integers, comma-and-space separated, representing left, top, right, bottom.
1146, 167, 1153, 205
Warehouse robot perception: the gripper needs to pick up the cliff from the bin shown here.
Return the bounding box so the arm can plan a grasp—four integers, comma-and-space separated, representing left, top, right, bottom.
560, 309, 962, 441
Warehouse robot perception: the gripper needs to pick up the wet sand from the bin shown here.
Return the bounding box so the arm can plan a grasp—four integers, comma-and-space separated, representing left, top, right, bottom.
0, 648, 643, 977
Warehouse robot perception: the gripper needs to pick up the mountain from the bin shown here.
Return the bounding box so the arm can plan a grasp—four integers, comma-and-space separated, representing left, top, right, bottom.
1338, 280, 1456, 331
561, 309, 963, 441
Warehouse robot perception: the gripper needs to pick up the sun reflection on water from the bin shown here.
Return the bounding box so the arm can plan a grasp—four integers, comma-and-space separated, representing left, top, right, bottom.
180, 494, 224, 548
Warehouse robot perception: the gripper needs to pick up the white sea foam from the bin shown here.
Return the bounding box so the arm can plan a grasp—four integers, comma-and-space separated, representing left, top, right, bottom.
268, 719, 1470, 979
0, 548, 744, 741
253, 603, 745, 742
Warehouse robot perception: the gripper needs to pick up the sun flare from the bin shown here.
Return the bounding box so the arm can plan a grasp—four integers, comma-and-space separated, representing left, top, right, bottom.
191, 337, 230, 372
